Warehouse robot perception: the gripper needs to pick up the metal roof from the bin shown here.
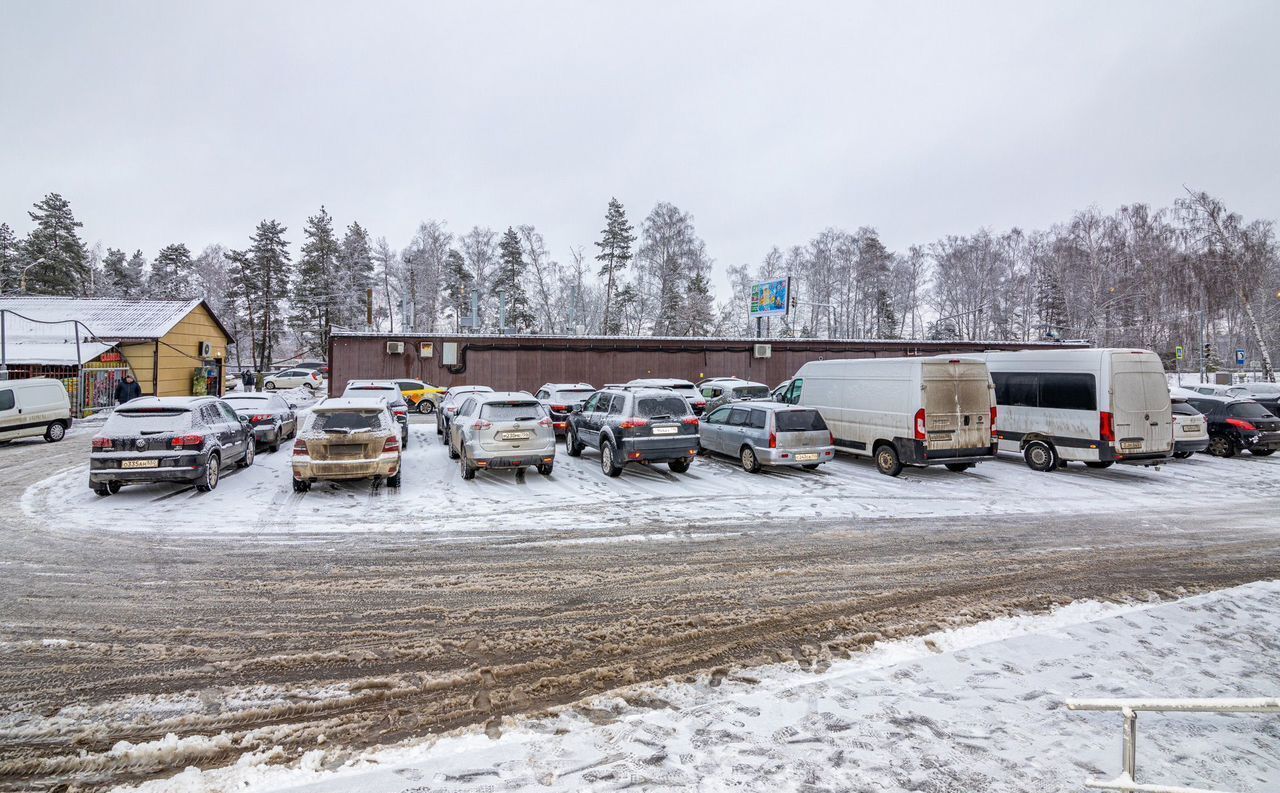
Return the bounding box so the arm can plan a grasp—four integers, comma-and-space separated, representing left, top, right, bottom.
0, 340, 114, 365
0, 297, 232, 342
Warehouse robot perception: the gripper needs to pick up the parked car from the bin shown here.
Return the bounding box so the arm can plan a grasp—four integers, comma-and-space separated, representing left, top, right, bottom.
449, 392, 555, 479
1232, 383, 1280, 417
1170, 399, 1210, 459
395, 379, 446, 414
779, 357, 997, 476
566, 386, 700, 477
437, 385, 495, 441
975, 349, 1173, 470
222, 391, 298, 452
291, 397, 402, 492
0, 378, 72, 445
1183, 395, 1280, 457
342, 380, 410, 447
89, 396, 254, 495
625, 378, 707, 414
1186, 383, 1247, 397
534, 382, 596, 435
291, 360, 330, 376
700, 378, 772, 413
263, 368, 323, 391
700, 402, 835, 472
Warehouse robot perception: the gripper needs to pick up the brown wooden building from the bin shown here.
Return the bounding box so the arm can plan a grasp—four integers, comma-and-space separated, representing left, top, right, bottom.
328, 332, 1088, 394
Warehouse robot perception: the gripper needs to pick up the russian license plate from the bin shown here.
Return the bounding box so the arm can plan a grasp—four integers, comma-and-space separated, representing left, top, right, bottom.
331, 444, 364, 455
1121, 440, 1142, 450
121, 459, 158, 469
652, 426, 678, 435
795, 453, 819, 462
1182, 425, 1200, 433
500, 431, 531, 441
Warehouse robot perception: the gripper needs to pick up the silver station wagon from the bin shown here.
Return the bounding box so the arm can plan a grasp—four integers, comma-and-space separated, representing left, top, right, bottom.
699, 402, 835, 472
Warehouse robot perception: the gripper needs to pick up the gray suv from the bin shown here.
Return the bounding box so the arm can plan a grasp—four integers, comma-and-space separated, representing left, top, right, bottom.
566, 386, 700, 477
450, 392, 556, 479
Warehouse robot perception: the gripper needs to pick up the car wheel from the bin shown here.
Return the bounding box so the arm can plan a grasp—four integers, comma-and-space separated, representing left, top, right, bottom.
459, 450, 476, 480
1207, 435, 1235, 458
436, 417, 443, 436
304, 383, 316, 390
944, 462, 973, 472
292, 478, 310, 493
448, 434, 460, 459
566, 426, 584, 457
237, 441, 255, 468
418, 400, 434, 415
739, 446, 760, 473
386, 468, 402, 487
1249, 448, 1275, 456
1023, 440, 1057, 472
402, 430, 409, 450
1084, 460, 1114, 469
94, 484, 113, 497
537, 463, 554, 476
265, 382, 276, 390
197, 454, 221, 492
1173, 451, 1192, 459
874, 443, 903, 477
600, 441, 623, 478
669, 457, 691, 474
44, 421, 66, 443
802, 463, 820, 470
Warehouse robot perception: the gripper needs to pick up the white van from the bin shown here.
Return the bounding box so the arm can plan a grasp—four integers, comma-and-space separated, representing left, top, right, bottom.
967, 349, 1173, 470
778, 357, 997, 476
0, 378, 73, 444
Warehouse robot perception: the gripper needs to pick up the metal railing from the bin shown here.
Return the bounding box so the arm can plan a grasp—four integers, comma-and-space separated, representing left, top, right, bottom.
1065, 698, 1280, 793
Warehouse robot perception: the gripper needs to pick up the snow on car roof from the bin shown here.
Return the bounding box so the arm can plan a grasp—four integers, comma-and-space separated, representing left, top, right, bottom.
445, 385, 494, 394
116, 396, 215, 410
314, 397, 389, 411
477, 391, 539, 403
628, 378, 694, 386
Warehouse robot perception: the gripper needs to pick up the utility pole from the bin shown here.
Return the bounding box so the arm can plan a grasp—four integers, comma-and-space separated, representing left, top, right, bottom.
365, 287, 373, 330
1198, 309, 1207, 384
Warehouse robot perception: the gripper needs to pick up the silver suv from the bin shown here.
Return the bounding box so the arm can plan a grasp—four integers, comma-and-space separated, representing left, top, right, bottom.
449, 392, 556, 479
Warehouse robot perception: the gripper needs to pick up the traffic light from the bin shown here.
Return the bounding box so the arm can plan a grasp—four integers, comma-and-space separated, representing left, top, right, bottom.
1203, 343, 1212, 358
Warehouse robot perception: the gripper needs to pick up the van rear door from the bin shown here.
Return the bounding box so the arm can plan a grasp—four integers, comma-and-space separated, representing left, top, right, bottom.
1109, 352, 1173, 455
921, 360, 993, 451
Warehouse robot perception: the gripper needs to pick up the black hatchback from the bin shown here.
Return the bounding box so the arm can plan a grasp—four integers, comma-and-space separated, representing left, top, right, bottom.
89, 396, 255, 495
565, 387, 700, 477
1184, 396, 1280, 457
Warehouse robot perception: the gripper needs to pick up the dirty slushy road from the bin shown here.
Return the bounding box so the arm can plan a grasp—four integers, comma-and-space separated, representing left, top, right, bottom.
2, 424, 1278, 791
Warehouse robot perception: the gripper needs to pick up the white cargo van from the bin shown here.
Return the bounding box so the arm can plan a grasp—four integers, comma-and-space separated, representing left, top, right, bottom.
966, 349, 1173, 470
0, 378, 72, 444
778, 357, 997, 476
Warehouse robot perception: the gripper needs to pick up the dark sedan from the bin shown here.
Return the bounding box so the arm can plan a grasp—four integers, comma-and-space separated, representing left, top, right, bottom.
223, 392, 299, 452
1185, 395, 1280, 457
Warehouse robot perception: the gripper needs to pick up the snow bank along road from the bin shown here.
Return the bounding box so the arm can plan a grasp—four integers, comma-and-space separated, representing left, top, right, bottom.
1, 418, 1279, 790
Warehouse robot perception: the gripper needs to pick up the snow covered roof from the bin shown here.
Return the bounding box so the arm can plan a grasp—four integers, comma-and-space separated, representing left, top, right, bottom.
0, 340, 114, 365
314, 397, 389, 412
0, 297, 231, 342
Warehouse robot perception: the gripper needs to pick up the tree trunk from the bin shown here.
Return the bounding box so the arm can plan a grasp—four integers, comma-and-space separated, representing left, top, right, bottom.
1239, 290, 1276, 382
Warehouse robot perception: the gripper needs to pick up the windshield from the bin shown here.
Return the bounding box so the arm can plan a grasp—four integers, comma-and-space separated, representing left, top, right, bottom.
775, 409, 827, 432
104, 409, 192, 434
480, 402, 544, 421
636, 396, 690, 419
733, 385, 770, 399
311, 410, 384, 433
1229, 401, 1274, 420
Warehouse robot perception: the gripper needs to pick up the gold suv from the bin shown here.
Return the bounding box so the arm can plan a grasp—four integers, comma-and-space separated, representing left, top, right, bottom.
292, 398, 402, 492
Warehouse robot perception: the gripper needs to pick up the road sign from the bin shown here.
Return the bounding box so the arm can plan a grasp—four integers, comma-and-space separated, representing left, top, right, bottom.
1236, 349, 1246, 367
1175, 345, 1184, 361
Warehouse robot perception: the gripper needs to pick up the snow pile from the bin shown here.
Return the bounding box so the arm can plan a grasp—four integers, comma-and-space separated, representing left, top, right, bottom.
112, 581, 1280, 793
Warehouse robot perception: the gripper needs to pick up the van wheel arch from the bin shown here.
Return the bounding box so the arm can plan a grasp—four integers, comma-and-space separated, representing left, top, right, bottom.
1023, 439, 1058, 472
873, 441, 902, 477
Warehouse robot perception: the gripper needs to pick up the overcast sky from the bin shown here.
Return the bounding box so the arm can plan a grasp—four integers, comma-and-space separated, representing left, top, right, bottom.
3, 1, 1277, 297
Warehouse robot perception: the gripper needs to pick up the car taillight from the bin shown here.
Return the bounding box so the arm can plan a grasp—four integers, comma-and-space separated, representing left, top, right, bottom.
293, 441, 308, 456
914, 409, 926, 441
990, 406, 997, 431
171, 434, 205, 449
251, 414, 272, 422
1100, 411, 1115, 442
537, 417, 552, 428
551, 404, 568, 412
829, 432, 836, 445
1227, 417, 1258, 432
619, 419, 649, 429
91, 437, 112, 449
682, 417, 699, 426
473, 419, 492, 430
393, 407, 406, 416
769, 432, 777, 448
383, 436, 400, 451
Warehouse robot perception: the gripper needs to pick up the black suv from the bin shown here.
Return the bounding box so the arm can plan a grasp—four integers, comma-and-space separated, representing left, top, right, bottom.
565, 387, 701, 477
89, 396, 256, 495
1184, 396, 1280, 457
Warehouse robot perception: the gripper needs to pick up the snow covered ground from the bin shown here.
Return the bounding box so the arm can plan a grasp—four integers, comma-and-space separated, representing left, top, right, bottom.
113, 580, 1280, 793
20, 412, 1280, 537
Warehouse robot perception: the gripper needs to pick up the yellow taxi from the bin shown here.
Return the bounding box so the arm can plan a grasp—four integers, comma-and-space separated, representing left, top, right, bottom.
395, 379, 446, 414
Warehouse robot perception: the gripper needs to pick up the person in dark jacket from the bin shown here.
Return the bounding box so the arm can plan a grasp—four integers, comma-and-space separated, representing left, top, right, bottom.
114, 373, 142, 404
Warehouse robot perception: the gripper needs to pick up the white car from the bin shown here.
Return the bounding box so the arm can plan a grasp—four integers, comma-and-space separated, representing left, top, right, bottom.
624, 378, 707, 414
263, 368, 324, 391
1170, 399, 1210, 459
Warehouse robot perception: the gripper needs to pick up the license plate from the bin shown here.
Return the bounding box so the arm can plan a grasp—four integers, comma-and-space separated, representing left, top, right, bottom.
121, 459, 158, 469
331, 444, 364, 455
1182, 425, 1200, 433
1121, 440, 1142, 450
795, 453, 819, 462
652, 426, 678, 435
500, 431, 531, 441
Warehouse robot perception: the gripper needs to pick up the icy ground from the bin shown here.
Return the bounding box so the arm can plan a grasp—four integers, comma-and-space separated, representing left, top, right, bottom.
115, 581, 1280, 793
21, 410, 1280, 537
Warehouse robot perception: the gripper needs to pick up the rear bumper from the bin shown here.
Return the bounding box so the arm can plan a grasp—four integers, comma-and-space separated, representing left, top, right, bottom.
1175, 438, 1210, 454
618, 437, 700, 463
89, 458, 206, 486
1097, 444, 1173, 465
467, 441, 556, 468
294, 454, 399, 481
1244, 431, 1280, 450
897, 439, 996, 467
756, 445, 836, 466
251, 424, 280, 441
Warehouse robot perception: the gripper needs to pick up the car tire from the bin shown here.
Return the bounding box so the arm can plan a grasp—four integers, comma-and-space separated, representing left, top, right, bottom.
402, 430, 409, 450
669, 457, 691, 474
265, 382, 276, 391
418, 400, 434, 415
386, 468, 402, 487
1023, 440, 1057, 472
237, 442, 255, 468
874, 443, 903, 477
448, 435, 460, 460
1173, 451, 1193, 459
944, 462, 973, 472
436, 417, 443, 436
1207, 435, 1235, 458
44, 421, 67, 443
566, 426, 584, 457
292, 478, 310, 493
739, 446, 760, 473
197, 454, 221, 492
802, 463, 821, 470
600, 441, 623, 478
537, 463, 553, 476
304, 383, 316, 391
460, 450, 476, 480
94, 484, 113, 497
269, 428, 281, 453
1084, 460, 1114, 469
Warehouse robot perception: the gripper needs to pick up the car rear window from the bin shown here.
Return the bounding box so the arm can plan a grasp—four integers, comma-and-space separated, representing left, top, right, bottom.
481, 402, 544, 421
775, 409, 827, 432
1229, 401, 1274, 420
1171, 402, 1201, 416
105, 409, 193, 434
311, 410, 385, 433
733, 385, 770, 399
225, 395, 269, 404
636, 396, 690, 418
553, 389, 594, 401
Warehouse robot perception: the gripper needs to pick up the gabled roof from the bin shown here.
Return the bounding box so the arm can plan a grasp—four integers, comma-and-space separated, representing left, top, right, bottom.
0, 340, 114, 365
0, 297, 233, 342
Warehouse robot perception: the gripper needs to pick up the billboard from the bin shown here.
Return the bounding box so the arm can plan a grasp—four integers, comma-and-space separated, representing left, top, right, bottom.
750, 277, 791, 318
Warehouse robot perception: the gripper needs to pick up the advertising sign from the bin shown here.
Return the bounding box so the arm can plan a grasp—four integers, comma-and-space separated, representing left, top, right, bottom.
749, 277, 790, 318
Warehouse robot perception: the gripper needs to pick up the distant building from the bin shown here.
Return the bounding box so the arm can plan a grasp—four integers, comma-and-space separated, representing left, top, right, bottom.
0, 297, 234, 415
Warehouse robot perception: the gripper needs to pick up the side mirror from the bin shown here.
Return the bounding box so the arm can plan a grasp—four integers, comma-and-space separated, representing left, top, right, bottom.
572, 404, 583, 414
239, 416, 251, 425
